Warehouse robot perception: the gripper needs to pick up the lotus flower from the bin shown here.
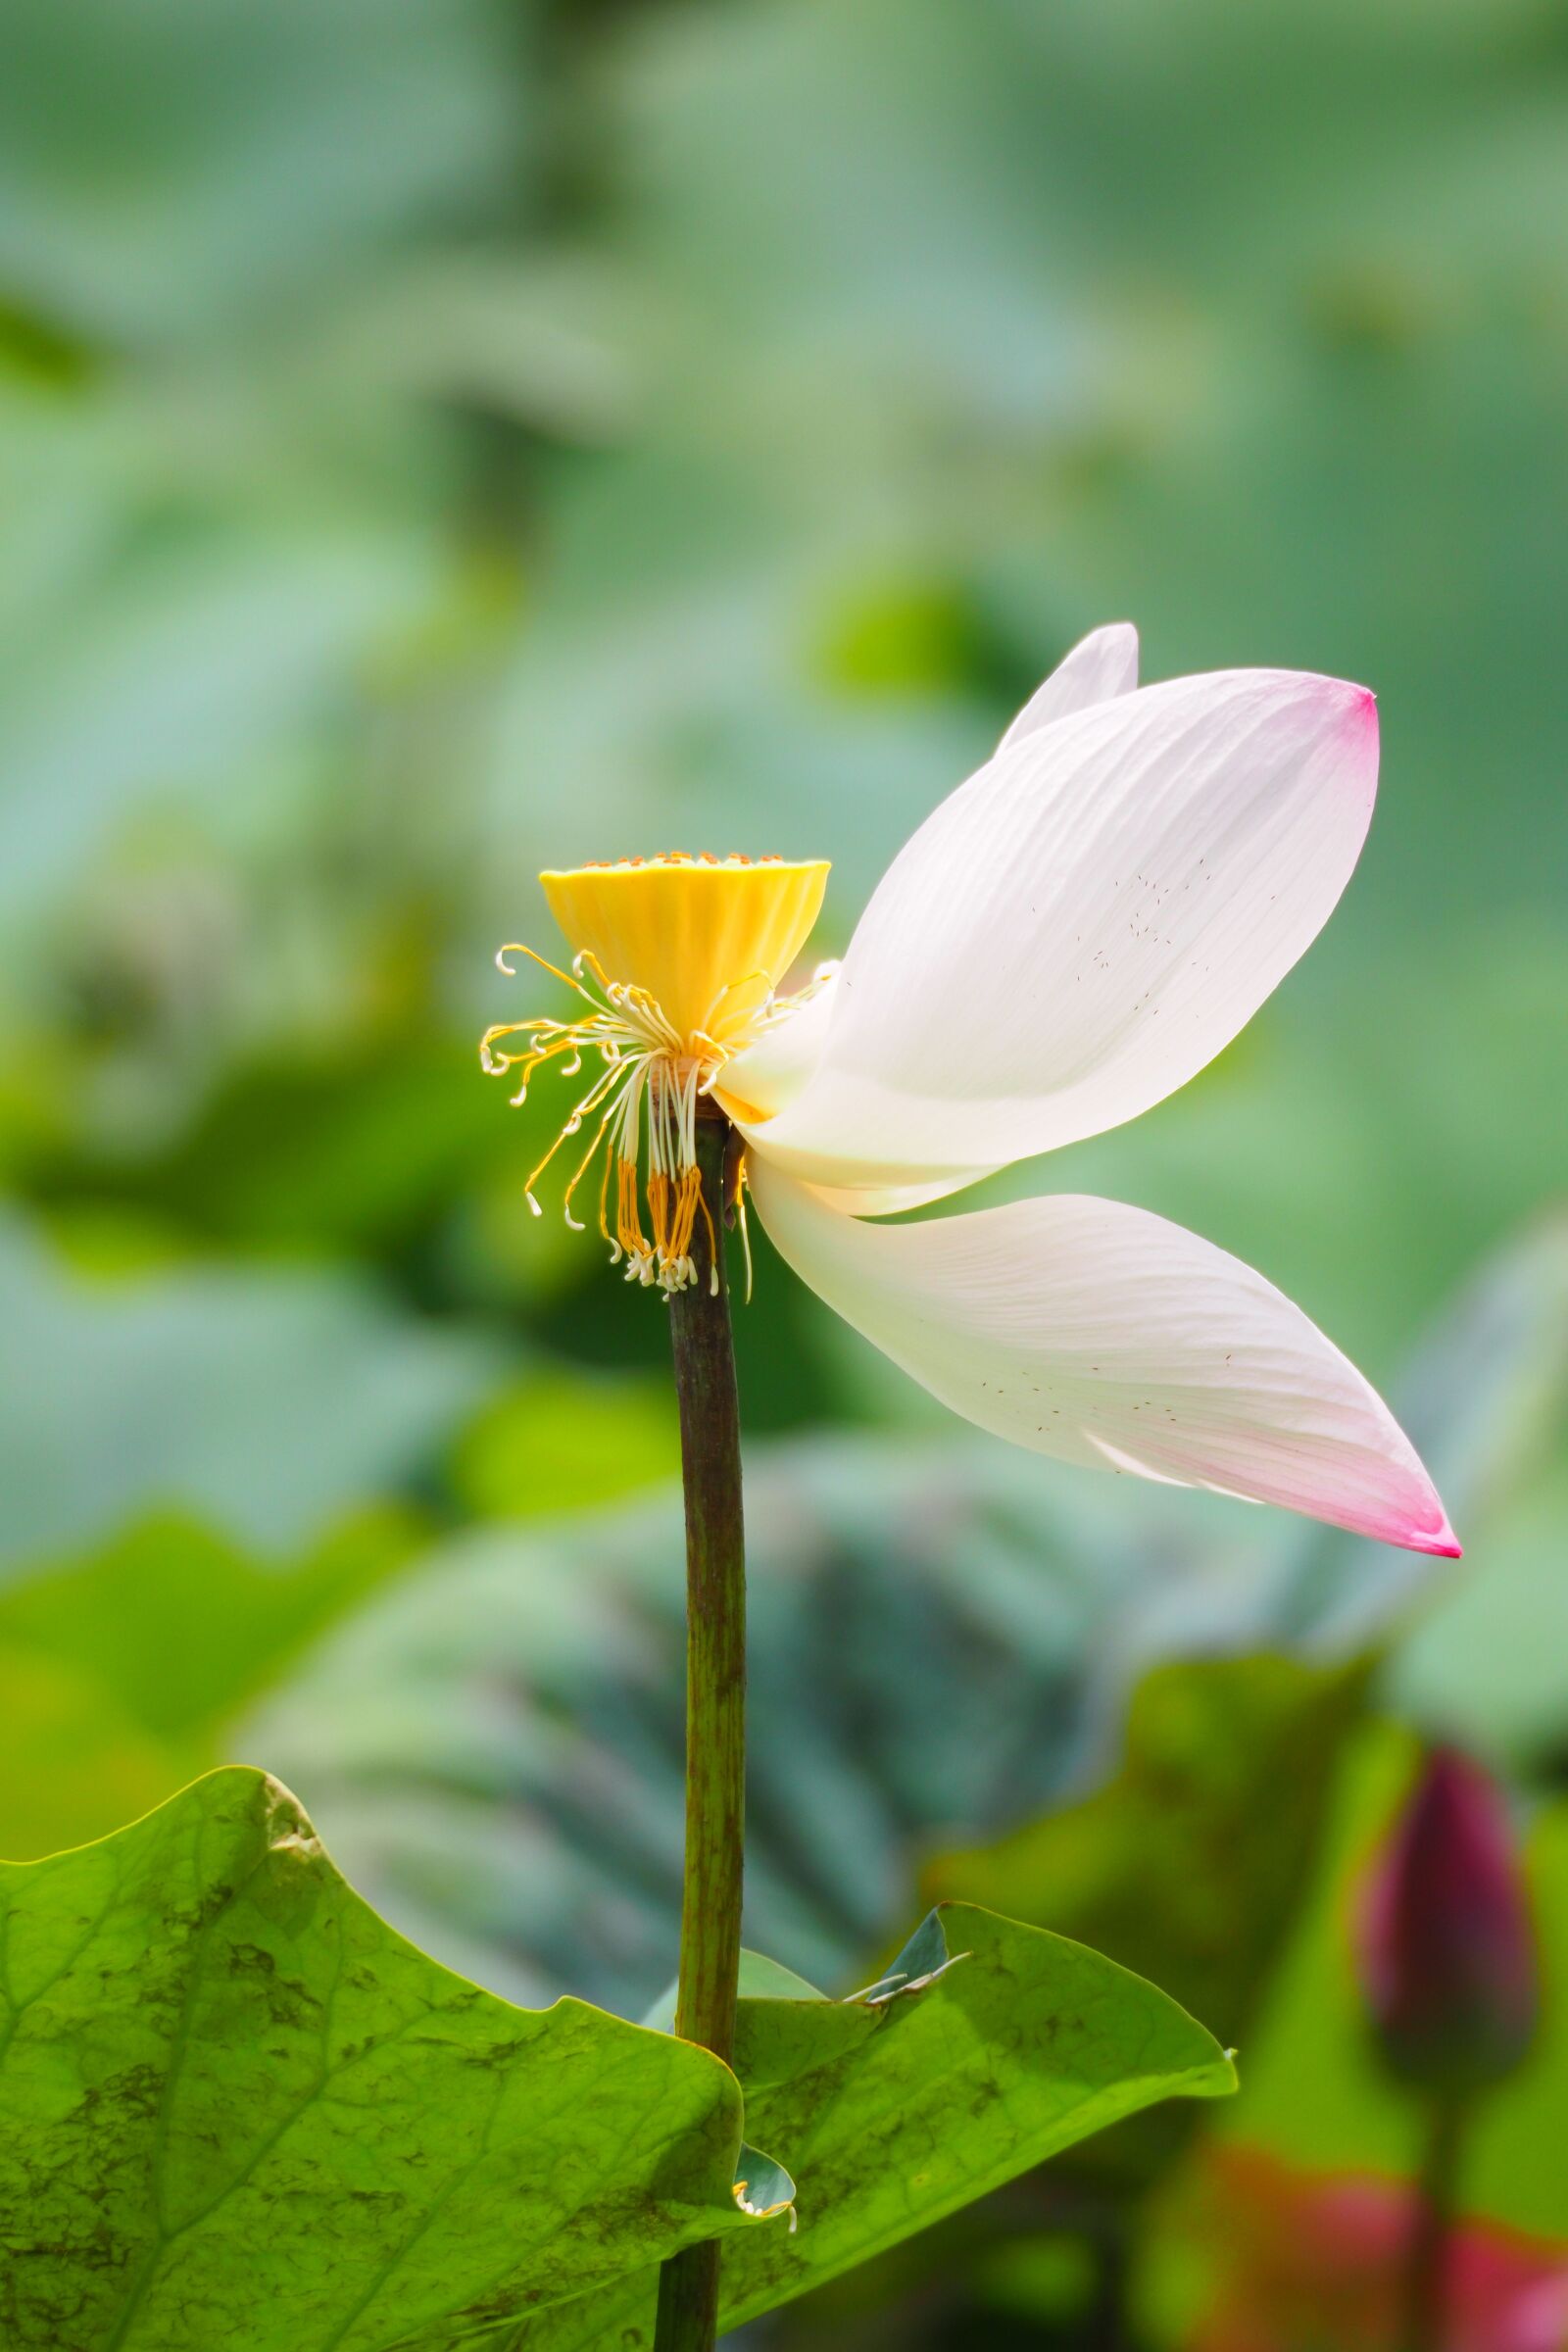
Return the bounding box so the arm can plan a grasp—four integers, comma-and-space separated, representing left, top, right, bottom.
483, 624, 1457, 1554
1360, 1747, 1539, 2097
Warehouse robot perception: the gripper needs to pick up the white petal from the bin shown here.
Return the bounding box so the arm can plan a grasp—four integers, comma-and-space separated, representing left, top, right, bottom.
721, 620, 1131, 1198
716, 969, 839, 1121
739, 668, 1379, 1200
721, 974, 989, 1214
723, 626, 1136, 1179
999, 620, 1139, 748
749, 1160, 1457, 1554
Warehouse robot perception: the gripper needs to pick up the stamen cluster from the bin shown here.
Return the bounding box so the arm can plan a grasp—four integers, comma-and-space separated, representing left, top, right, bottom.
480, 945, 816, 1296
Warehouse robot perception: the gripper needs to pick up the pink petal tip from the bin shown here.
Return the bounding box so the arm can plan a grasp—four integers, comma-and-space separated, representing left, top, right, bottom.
1340, 679, 1379, 748
1407, 1519, 1463, 1560
1306, 672, 1379, 800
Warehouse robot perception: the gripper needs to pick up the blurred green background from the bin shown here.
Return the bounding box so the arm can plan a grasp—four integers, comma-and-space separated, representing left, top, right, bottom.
1, 1, 1566, 2344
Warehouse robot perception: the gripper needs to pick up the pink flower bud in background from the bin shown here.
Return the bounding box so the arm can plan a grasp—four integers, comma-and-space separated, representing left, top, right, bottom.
1359, 1747, 1539, 2100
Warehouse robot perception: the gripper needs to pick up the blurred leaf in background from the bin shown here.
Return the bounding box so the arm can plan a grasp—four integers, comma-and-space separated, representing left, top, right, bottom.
0, 1509, 418, 1860
0, 1210, 498, 1567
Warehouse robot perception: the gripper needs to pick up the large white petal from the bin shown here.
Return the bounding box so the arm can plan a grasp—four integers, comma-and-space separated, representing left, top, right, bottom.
749, 1160, 1457, 1554
999, 620, 1139, 748
739, 667, 1379, 1200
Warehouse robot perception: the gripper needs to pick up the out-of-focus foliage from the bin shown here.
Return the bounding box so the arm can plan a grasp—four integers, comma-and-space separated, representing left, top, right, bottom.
0, 1507, 418, 1859
0, 1210, 497, 1565
1, 0, 1566, 2342
1374, 1221, 1568, 1777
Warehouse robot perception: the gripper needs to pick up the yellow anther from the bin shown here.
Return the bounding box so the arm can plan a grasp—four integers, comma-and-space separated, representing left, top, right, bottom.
648, 1169, 673, 1259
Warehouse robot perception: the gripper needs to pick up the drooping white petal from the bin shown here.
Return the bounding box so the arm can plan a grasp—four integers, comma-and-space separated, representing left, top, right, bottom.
738, 668, 1380, 1200
999, 621, 1139, 748
749, 1159, 1457, 1555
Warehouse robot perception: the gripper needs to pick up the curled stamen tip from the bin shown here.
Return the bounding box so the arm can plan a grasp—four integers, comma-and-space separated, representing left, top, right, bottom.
510, 1086, 529, 1107
524, 1193, 543, 1218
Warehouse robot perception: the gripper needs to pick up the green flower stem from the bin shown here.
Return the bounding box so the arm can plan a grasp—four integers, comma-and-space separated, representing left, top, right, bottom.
655, 1111, 747, 2352
1397, 2097, 1467, 2352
